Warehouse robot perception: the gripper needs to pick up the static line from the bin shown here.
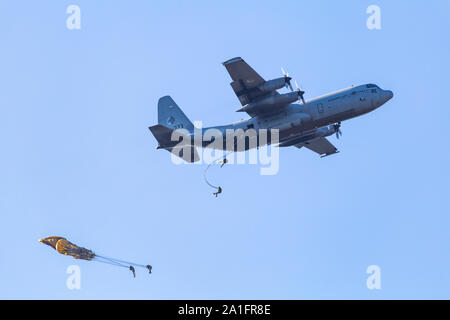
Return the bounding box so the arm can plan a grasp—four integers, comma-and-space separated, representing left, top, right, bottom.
203, 152, 232, 190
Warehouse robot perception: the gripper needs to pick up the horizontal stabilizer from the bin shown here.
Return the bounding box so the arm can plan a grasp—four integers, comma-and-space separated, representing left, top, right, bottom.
148, 124, 199, 163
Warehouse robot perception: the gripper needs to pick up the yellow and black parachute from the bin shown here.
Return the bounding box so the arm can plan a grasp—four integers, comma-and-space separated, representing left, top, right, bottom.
39, 236, 152, 278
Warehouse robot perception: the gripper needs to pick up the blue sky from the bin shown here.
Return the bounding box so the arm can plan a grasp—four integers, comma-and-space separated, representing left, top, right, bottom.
0, 0, 449, 299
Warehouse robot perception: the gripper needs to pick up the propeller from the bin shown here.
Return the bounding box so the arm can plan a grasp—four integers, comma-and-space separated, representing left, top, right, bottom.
294, 80, 306, 105
334, 122, 342, 139
281, 67, 293, 91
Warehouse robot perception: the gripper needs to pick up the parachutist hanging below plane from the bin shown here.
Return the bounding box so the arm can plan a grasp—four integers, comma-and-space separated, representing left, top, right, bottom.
213, 186, 222, 197
219, 158, 228, 168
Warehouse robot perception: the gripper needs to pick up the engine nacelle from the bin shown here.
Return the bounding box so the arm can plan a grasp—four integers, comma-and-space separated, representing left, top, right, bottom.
278, 125, 336, 147
237, 91, 299, 114
257, 77, 286, 92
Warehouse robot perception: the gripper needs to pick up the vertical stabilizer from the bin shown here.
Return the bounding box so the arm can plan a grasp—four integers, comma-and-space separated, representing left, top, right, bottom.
158, 96, 194, 132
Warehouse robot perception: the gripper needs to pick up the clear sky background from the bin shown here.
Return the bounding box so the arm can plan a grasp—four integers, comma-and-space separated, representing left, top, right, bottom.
1, 1, 449, 299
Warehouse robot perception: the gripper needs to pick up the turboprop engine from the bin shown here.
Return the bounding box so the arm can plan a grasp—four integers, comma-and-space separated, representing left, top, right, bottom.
237, 91, 300, 114
278, 124, 341, 147
257, 77, 289, 93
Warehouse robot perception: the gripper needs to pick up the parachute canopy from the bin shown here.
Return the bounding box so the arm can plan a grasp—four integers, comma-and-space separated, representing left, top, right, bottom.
40, 236, 95, 260
39, 236, 152, 277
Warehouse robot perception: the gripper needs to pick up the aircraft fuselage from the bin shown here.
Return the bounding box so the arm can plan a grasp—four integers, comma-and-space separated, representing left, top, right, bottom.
197, 83, 393, 151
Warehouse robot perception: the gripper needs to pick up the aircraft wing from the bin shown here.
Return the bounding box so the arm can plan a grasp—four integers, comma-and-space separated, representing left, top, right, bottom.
296, 137, 339, 158
223, 57, 279, 106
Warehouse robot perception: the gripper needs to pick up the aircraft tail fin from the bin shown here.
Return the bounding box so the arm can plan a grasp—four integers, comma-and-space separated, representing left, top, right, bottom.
158, 96, 194, 132
148, 124, 199, 163
148, 124, 177, 149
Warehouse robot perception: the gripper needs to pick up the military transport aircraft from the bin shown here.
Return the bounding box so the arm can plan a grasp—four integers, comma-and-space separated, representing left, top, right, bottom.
149, 57, 393, 162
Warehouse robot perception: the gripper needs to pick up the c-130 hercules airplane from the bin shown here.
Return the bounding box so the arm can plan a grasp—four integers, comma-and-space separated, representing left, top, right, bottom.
149, 57, 393, 162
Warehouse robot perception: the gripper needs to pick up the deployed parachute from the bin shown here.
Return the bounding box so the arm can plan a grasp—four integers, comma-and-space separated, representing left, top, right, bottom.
39, 236, 95, 260
39, 236, 152, 278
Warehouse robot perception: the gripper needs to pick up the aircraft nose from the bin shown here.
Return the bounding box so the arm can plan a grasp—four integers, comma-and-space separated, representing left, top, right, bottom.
378, 90, 394, 106
380, 90, 393, 105
386, 90, 393, 100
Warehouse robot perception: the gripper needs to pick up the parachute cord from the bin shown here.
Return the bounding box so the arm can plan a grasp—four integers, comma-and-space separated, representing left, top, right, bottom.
93, 257, 129, 268
94, 254, 148, 269
203, 161, 218, 189
203, 152, 233, 190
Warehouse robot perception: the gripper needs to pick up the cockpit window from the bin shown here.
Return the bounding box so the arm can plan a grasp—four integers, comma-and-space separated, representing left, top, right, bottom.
366, 84, 379, 89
